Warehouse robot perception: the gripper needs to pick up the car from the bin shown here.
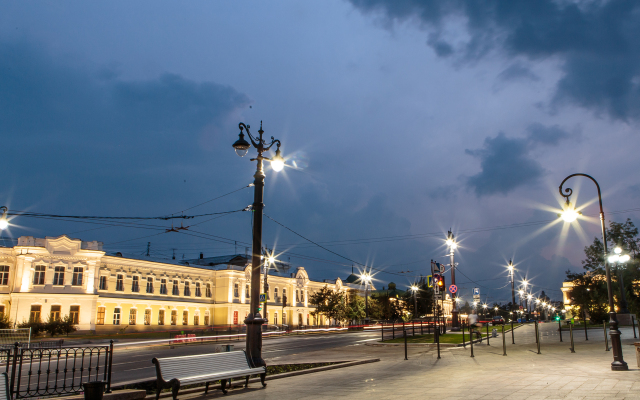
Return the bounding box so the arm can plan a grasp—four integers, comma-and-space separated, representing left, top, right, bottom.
492, 315, 505, 325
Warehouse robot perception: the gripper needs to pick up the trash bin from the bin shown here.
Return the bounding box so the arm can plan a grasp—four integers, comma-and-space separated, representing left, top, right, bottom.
82, 381, 105, 400
224, 344, 234, 352
491, 328, 498, 338
635, 343, 640, 368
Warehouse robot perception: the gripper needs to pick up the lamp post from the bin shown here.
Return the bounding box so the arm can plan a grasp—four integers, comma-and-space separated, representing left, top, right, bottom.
507, 259, 516, 309
527, 294, 533, 319
410, 285, 419, 317
559, 173, 628, 371
262, 249, 277, 323
232, 121, 284, 368
0, 207, 8, 230
360, 272, 372, 319
446, 230, 459, 329
609, 247, 631, 314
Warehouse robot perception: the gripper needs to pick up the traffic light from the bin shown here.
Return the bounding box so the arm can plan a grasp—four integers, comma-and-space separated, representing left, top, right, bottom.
554, 314, 560, 321
438, 276, 445, 288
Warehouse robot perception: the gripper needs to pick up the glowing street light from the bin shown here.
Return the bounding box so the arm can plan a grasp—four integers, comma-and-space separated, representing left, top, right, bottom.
410, 285, 419, 316
0, 207, 7, 230
609, 247, 632, 314
232, 121, 284, 368
359, 272, 373, 318
446, 230, 460, 329
559, 173, 627, 370
507, 259, 516, 316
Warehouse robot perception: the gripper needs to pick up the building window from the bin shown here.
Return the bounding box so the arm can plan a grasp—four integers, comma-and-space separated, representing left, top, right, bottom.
204, 314, 210, 326
182, 311, 188, 325
282, 312, 287, 325
99, 276, 108, 290
50, 305, 61, 321
116, 275, 124, 291
171, 310, 177, 325
146, 277, 154, 294
129, 309, 137, 325
282, 289, 287, 304
195, 282, 202, 297
33, 265, 45, 285
70, 306, 80, 324
274, 312, 278, 325
234, 283, 239, 298
233, 311, 238, 325
132, 276, 140, 292
160, 279, 167, 295
144, 309, 151, 325
30, 305, 41, 322
172, 280, 179, 295
72, 267, 83, 286
0, 306, 5, 317
206, 283, 212, 298
113, 308, 121, 325
96, 307, 105, 325
274, 287, 278, 301
193, 315, 199, 326
245, 284, 249, 298
158, 309, 165, 325
0, 266, 9, 285
184, 281, 191, 296
53, 266, 65, 286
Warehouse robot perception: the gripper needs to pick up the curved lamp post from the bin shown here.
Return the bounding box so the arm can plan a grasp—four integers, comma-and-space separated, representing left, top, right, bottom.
559, 173, 628, 371
232, 121, 284, 367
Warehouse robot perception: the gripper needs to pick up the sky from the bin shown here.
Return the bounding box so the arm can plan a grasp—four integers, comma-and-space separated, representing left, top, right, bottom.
2, 0, 640, 304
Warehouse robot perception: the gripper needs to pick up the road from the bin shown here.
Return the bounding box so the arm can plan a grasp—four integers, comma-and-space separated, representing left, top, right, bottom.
110, 330, 380, 385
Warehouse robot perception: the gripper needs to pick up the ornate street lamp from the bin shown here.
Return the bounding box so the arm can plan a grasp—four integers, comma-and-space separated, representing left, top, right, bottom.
559, 173, 628, 371
359, 272, 372, 319
233, 121, 284, 367
410, 285, 419, 316
507, 260, 516, 315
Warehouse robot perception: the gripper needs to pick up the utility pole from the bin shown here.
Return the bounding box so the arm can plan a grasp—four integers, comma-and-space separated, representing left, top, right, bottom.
446, 230, 459, 330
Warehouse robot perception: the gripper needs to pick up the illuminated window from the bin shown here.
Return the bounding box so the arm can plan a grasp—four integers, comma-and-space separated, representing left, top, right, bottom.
116, 275, 124, 291
172, 280, 179, 295
96, 307, 105, 325
129, 309, 137, 325
70, 306, 80, 324
50, 305, 61, 321
204, 314, 210, 326
274, 312, 278, 325
158, 309, 165, 325
193, 315, 199, 325
146, 277, 154, 294
99, 276, 107, 290
184, 281, 191, 296
206, 283, 212, 297
160, 279, 167, 295
234, 283, 239, 298
195, 282, 202, 297
132, 276, 140, 292
182, 310, 188, 325
144, 309, 151, 325
171, 310, 177, 325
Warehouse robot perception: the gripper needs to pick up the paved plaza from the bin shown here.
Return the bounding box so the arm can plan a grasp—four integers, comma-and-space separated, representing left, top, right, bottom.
170, 323, 640, 400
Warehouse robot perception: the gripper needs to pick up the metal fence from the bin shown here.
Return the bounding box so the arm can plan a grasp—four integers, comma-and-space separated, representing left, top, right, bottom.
0, 341, 113, 399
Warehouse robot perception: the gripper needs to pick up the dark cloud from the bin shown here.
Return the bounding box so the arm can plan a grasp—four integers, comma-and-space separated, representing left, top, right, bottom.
348, 0, 640, 121
498, 63, 539, 82
464, 124, 570, 196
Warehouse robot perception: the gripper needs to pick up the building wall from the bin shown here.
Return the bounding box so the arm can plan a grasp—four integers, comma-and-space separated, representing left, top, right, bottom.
0, 235, 343, 332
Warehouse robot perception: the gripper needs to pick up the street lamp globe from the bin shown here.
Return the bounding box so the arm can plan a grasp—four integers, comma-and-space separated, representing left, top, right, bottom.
620, 254, 631, 263
614, 247, 622, 254
270, 148, 285, 171
410, 285, 418, 292
232, 132, 251, 157
560, 200, 580, 222
608, 254, 620, 263
0, 207, 7, 230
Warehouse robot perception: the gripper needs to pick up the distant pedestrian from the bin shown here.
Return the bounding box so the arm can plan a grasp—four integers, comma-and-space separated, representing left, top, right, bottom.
469, 310, 481, 339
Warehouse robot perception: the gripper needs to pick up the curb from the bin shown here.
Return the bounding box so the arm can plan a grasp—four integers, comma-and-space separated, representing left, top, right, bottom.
144, 358, 380, 399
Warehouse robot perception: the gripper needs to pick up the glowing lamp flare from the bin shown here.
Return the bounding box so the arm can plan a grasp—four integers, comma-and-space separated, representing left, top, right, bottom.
559, 200, 581, 223
270, 148, 285, 172
0, 207, 7, 230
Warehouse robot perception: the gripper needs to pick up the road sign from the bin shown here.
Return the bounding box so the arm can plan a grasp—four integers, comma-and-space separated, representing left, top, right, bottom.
433, 273, 441, 284
427, 275, 433, 288
436, 262, 445, 273
473, 287, 480, 296
434, 285, 440, 294
259, 293, 267, 303
449, 284, 457, 294
435, 294, 443, 301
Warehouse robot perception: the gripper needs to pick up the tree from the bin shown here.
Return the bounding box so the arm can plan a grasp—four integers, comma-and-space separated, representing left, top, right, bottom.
401, 282, 434, 318
345, 290, 366, 321
309, 285, 344, 324
0, 314, 12, 330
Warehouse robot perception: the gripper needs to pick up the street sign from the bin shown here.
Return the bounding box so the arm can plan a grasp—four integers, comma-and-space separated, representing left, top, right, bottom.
435, 294, 443, 301
434, 285, 440, 294
473, 287, 480, 296
436, 262, 445, 273
433, 273, 441, 285
259, 293, 267, 303
427, 275, 433, 288
449, 284, 457, 294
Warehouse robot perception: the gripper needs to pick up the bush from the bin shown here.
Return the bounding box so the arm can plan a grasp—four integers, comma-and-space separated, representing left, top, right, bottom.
17, 320, 45, 336
0, 314, 13, 329
60, 315, 77, 336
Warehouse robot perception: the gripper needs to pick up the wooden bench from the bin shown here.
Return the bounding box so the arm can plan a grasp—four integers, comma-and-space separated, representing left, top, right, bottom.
152, 351, 266, 399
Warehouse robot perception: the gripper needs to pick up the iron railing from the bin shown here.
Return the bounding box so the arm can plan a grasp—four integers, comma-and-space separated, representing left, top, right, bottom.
1, 341, 113, 399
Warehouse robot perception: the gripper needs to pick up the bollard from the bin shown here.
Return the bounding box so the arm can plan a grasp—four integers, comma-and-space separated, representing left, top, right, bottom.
470, 328, 474, 358
421, 320, 423, 335
462, 322, 466, 348
404, 330, 408, 360
511, 319, 515, 344
502, 325, 506, 356
436, 326, 441, 359
535, 321, 541, 354
603, 320, 609, 351
486, 323, 490, 345
633, 316, 637, 339
381, 323, 384, 342
569, 323, 575, 353
583, 312, 588, 341
392, 321, 395, 340
559, 319, 563, 342
412, 321, 415, 336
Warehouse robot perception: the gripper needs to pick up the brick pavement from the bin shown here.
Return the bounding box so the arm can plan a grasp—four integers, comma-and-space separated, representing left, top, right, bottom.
164, 323, 640, 400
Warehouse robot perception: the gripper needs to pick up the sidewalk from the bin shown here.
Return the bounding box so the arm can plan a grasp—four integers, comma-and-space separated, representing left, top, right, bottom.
163, 323, 640, 400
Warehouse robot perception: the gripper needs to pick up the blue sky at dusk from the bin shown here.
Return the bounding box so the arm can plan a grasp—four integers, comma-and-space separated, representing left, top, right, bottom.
2, 0, 640, 304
